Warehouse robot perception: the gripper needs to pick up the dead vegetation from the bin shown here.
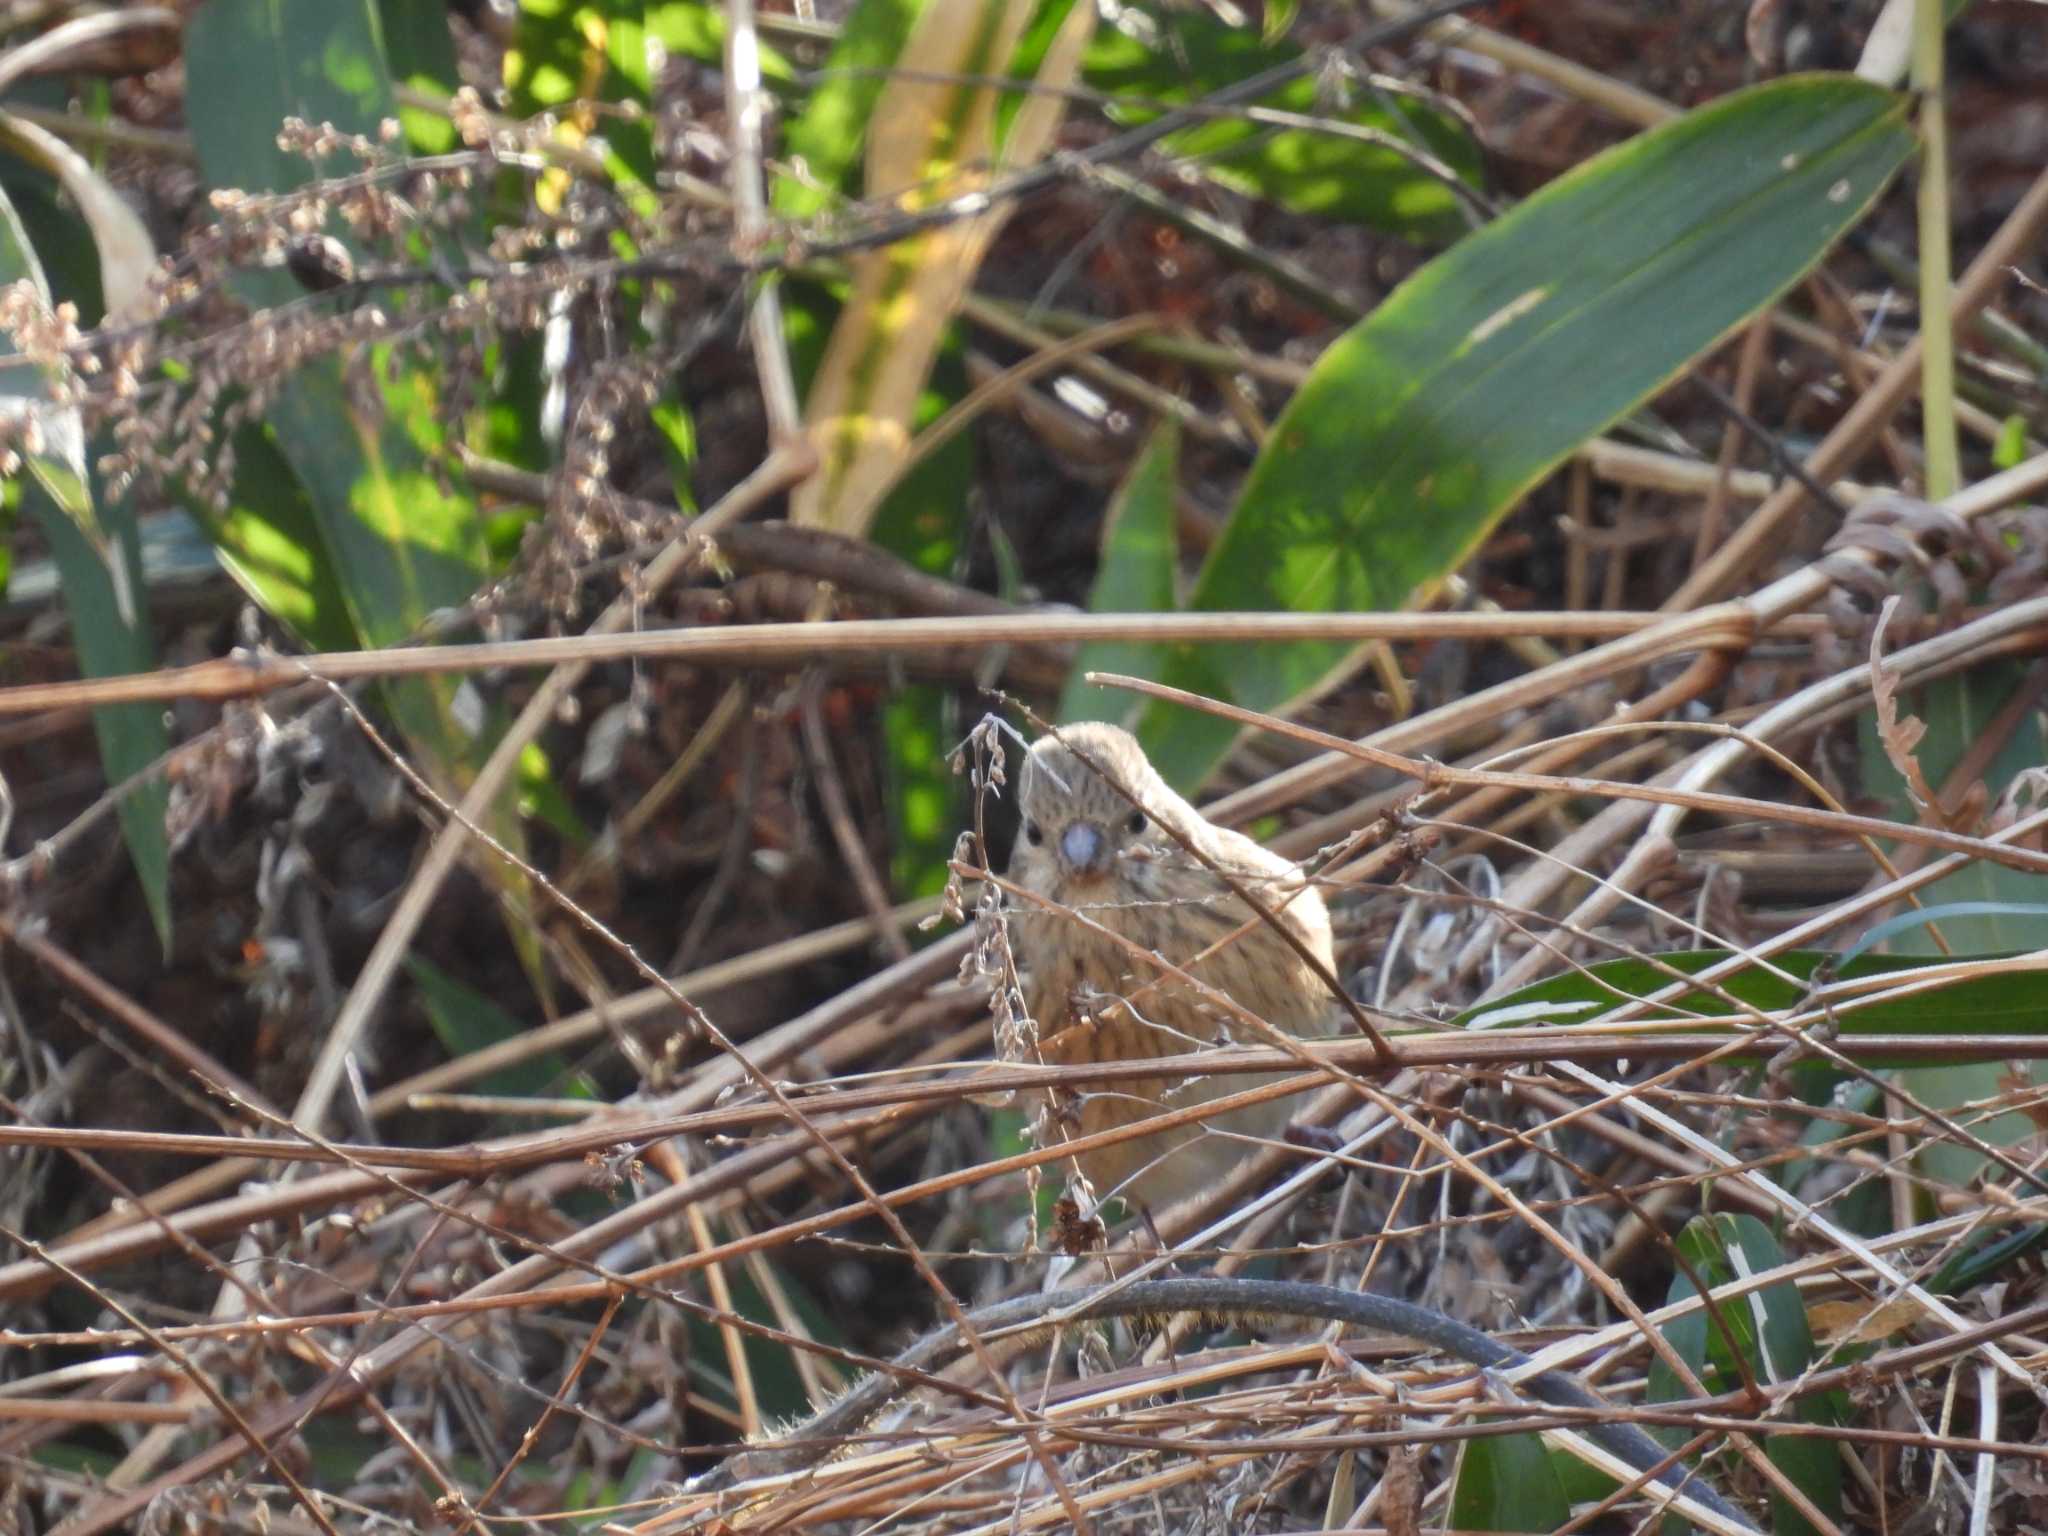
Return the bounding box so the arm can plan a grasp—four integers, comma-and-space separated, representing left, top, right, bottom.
2, 3, 2048, 1535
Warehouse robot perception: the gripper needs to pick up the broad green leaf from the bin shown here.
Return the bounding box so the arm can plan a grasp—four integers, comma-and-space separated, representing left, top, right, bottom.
1650, 1216, 1842, 1536
186, 0, 392, 197
1449, 1429, 1570, 1533
0, 182, 170, 950
1135, 75, 1915, 788
184, 420, 362, 653
185, 0, 491, 661
0, 145, 104, 322
1059, 418, 1178, 726
1084, 8, 1482, 239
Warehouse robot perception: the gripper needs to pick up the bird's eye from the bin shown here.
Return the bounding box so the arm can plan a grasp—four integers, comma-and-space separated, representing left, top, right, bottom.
1126, 810, 1147, 835
1025, 820, 1044, 846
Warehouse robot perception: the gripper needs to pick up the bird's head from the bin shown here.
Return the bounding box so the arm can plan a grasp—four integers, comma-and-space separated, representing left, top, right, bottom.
1012, 722, 1168, 897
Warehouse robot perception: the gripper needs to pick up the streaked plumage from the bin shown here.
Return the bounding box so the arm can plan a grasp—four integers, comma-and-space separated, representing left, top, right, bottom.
1005, 722, 1336, 1211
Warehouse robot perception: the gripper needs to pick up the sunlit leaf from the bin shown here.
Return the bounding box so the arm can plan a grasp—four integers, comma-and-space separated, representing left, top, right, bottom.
1084, 8, 1482, 239
1135, 75, 1915, 788
791, 0, 1095, 537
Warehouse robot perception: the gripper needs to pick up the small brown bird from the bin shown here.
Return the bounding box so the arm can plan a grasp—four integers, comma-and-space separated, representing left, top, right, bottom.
1006, 721, 1337, 1213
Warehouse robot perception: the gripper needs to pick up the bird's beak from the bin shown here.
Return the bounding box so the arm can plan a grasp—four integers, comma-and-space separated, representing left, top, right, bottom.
1058, 820, 1110, 879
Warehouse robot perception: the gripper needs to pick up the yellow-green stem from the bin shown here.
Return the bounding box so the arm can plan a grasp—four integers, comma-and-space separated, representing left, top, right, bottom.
1914, 0, 1959, 498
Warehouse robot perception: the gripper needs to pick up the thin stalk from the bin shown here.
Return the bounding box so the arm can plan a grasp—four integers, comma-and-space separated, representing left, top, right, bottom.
1914, 0, 1958, 498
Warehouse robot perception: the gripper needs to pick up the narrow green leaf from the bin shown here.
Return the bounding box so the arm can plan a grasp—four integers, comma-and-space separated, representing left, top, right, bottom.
1136, 75, 1915, 788
1457, 947, 2048, 1052
0, 182, 170, 950
1650, 1216, 1842, 1536
19, 474, 172, 951
650, 395, 699, 512
1449, 1430, 1570, 1533
1059, 417, 1178, 726
1992, 413, 2028, 470
409, 955, 584, 1100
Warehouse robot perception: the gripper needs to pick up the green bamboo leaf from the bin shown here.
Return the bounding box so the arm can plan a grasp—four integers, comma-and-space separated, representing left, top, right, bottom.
184, 420, 363, 654
1059, 417, 1178, 727
1457, 948, 2048, 1050
1136, 75, 1915, 788
0, 110, 155, 318
1448, 1429, 1569, 1533
18, 471, 172, 953
1650, 1216, 1842, 1536
0, 182, 170, 950
409, 955, 588, 1101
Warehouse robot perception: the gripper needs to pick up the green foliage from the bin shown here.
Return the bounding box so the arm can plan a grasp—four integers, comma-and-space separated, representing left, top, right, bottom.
1131, 75, 1915, 789
1060, 418, 1179, 727
1084, 7, 1483, 239
0, 183, 170, 949
183, 0, 564, 992
775, 0, 930, 216
1854, 664, 2048, 1193
409, 955, 593, 1101
1457, 946, 2048, 1048
784, 281, 974, 906
1448, 1426, 1570, 1533
1649, 1216, 1845, 1536
377, 0, 462, 153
